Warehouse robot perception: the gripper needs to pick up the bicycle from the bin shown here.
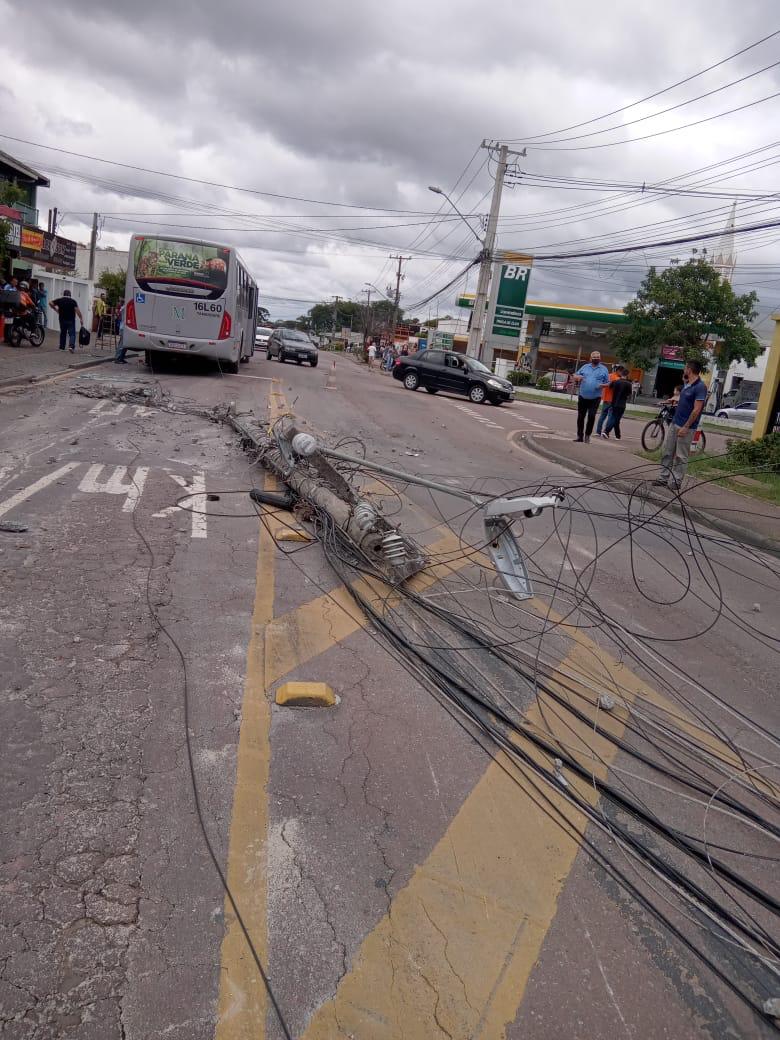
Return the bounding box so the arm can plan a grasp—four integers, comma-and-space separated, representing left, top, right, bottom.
641, 403, 706, 453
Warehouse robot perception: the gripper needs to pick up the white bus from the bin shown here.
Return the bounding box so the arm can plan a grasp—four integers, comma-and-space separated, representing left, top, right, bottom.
123, 234, 258, 373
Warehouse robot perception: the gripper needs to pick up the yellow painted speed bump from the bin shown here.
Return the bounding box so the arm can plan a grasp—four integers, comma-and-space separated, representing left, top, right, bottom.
275, 681, 336, 707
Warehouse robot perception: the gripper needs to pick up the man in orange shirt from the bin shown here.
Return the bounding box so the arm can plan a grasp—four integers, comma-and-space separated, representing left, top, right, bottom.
595, 365, 620, 437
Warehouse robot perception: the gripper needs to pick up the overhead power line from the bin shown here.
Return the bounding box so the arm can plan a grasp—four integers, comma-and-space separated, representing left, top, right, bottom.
528, 58, 780, 147
526, 89, 780, 152
503, 28, 780, 142
0, 132, 437, 213
533, 215, 780, 260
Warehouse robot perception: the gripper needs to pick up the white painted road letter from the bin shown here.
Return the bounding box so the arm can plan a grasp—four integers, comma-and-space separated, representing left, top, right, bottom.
78, 465, 150, 513
153, 472, 207, 539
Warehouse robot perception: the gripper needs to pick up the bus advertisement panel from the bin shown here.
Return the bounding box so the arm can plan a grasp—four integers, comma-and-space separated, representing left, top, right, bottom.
133, 237, 230, 299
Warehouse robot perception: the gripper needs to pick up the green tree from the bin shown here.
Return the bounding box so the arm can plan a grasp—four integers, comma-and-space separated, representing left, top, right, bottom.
612, 259, 760, 388
97, 268, 126, 307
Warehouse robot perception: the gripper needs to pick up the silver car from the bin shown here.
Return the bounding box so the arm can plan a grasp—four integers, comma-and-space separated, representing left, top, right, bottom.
716, 401, 758, 421
254, 325, 274, 349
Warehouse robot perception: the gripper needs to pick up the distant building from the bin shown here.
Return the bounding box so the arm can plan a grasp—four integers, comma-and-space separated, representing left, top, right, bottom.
0, 149, 49, 227
0, 149, 78, 283
74, 244, 130, 281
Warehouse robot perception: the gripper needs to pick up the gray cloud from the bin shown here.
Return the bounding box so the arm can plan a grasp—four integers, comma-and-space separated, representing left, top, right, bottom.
2, 0, 778, 326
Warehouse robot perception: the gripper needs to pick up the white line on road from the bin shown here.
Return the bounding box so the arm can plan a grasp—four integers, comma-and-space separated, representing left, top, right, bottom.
153, 472, 207, 538
226, 373, 275, 381
0, 463, 80, 518
89, 401, 126, 416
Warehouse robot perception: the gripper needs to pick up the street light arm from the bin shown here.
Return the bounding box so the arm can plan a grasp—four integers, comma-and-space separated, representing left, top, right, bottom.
427, 185, 484, 246
365, 282, 394, 302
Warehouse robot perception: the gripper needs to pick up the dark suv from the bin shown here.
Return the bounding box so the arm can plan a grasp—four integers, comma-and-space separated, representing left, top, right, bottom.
267, 328, 319, 366
392, 349, 513, 404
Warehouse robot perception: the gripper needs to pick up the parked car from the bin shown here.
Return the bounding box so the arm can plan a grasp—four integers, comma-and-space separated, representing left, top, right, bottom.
392, 349, 513, 404
716, 401, 758, 421
255, 325, 274, 349
267, 328, 319, 366
550, 372, 572, 392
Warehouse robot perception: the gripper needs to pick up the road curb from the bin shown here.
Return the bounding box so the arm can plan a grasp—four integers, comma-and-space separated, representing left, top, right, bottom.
516, 431, 779, 557
0, 355, 112, 391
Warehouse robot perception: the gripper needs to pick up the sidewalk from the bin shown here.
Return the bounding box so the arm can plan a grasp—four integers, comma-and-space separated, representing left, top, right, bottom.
520, 427, 780, 553
0, 328, 113, 390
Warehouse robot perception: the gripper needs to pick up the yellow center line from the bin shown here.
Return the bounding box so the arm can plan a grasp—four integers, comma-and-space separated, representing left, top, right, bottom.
214, 390, 286, 1040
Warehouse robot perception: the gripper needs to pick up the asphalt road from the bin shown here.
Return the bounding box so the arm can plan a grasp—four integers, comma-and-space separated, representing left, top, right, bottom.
1, 349, 777, 1040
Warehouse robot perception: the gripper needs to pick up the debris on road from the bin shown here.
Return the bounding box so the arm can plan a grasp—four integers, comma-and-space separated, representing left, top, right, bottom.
0, 519, 29, 532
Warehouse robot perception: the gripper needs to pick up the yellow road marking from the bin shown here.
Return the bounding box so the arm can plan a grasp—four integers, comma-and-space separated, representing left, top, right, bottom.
298, 640, 652, 1039
265, 529, 468, 687
264, 548, 752, 1036
214, 407, 755, 1037
215, 391, 286, 1040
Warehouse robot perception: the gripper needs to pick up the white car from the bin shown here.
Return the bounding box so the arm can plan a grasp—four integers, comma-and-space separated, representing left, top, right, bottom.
255, 326, 274, 349
716, 402, 758, 421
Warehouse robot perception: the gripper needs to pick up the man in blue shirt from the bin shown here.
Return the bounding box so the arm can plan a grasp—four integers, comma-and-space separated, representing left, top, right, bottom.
573, 351, 610, 442
654, 359, 708, 490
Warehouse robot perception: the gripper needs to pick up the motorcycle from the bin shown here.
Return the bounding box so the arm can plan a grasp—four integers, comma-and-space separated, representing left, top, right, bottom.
6, 305, 45, 348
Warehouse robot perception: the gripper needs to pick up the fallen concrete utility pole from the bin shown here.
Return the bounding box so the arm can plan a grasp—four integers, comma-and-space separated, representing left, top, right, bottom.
230, 413, 566, 599
229, 414, 427, 581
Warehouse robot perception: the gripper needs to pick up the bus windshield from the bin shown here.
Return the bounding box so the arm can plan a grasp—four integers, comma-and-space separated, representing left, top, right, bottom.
133, 237, 230, 300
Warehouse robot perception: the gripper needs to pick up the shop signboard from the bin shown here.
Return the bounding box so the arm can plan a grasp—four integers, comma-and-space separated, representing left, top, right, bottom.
660, 344, 685, 369
21, 227, 45, 252
2, 218, 22, 250
19, 226, 77, 271
661, 344, 683, 361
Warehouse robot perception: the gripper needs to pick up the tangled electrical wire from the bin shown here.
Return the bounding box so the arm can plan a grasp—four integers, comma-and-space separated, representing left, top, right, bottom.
241, 426, 780, 1033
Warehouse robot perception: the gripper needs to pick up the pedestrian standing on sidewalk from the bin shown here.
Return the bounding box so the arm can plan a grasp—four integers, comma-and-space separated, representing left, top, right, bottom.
572, 351, 609, 442
654, 360, 707, 490
367, 341, 377, 369
114, 301, 129, 363
601, 367, 632, 440
94, 293, 108, 342
50, 290, 83, 352
32, 280, 48, 327
595, 365, 620, 436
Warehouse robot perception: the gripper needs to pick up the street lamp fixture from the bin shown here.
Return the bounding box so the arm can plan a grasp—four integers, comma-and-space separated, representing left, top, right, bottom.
427, 185, 484, 247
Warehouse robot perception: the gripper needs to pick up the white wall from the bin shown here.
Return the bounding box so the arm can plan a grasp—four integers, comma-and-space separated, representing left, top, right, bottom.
724, 345, 769, 394
32, 267, 92, 325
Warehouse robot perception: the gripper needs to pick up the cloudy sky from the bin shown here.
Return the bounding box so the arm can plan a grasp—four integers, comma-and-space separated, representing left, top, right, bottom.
3, 0, 780, 334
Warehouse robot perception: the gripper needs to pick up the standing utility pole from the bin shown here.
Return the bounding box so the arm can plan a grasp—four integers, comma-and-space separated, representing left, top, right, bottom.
88, 212, 99, 282
467, 141, 527, 361
332, 295, 341, 337
361, 285, 372, 350
469, 144, 508, 361
389, 255, 411, 345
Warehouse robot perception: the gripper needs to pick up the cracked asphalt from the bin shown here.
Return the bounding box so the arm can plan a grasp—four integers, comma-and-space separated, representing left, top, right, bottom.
1, 350, 777, 1039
